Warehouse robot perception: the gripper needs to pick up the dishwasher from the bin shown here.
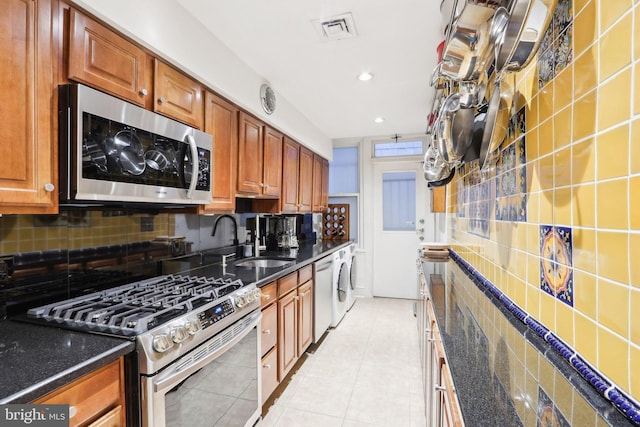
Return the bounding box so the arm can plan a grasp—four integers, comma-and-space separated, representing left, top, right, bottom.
313, 255, 334, 343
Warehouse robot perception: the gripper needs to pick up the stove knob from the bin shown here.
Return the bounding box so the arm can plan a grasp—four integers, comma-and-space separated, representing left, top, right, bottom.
184, 319, 201, 335
171, 326, 188, 343
152, 334, 173, 353
235, 294, 246, 308
246, 292, 255, 303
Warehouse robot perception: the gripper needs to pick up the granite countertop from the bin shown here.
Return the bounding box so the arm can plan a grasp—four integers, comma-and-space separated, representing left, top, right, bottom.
0, 320, 134, 404
0, 240, 351, 405
160, 240, 352, 287
421, 258, 635, 427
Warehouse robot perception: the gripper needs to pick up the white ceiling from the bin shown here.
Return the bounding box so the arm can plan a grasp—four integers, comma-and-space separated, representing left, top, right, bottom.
176, 0, 444, 140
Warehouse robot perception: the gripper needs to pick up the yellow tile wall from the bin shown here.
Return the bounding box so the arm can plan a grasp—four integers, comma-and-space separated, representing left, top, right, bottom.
0, 212, 175, 254
446, 0, 640, 403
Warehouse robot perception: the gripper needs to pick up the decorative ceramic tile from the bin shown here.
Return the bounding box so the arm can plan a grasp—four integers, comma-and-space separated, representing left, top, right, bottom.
540, 225, 574, 307
468, 180, 491, 239
495, 113, 527, 222
539, 48, 555, 88
555, 25, 574, 74
456, 177, 466, 218
553, 0, 574, 36
537, 387, 571, 427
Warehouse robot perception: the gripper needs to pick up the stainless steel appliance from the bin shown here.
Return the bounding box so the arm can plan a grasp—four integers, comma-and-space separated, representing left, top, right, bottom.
59, 84, 212, 206
27, 274, 262, 427
313, 255, 333, 343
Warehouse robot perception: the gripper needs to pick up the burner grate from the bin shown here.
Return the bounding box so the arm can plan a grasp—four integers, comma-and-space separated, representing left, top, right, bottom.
27, 274, 246, 335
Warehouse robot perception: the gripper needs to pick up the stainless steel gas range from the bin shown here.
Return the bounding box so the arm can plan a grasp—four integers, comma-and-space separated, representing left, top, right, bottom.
27, 274, 262, 427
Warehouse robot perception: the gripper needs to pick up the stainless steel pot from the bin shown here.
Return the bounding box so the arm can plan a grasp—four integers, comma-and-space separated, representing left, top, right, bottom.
144, 149, 170, 171
495, 0, 558, 73
120, 147, 146, 175
440, 0, 510, 82
423, 144, 452, 183
435, 93, 475, 164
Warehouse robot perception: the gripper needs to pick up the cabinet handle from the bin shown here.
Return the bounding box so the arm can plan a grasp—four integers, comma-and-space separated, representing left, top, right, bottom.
140, 88, 148, 96
435, 385, 447, 392
263, 294, 271, 300
263, 329, 271, 335
69, 406, 77, 419
259, 183, 265, 188
44, 183, 55, 192
263, 364, 271, 369
158, 96, 166, 104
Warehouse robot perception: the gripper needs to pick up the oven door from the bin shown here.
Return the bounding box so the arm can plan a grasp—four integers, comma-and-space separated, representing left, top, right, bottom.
141, 310, 261, 427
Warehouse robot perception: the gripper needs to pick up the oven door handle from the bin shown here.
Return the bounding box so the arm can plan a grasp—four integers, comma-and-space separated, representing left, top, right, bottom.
153, 310, 261, 393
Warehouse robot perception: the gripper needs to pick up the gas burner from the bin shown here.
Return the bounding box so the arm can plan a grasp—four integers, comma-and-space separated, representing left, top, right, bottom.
27, 274, 248, 336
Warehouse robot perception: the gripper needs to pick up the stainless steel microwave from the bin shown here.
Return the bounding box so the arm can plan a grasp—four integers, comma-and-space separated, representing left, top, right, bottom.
59, 84, 212, 206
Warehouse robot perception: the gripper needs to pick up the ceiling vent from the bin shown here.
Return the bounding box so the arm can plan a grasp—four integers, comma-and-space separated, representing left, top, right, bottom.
313, 12, 358, 41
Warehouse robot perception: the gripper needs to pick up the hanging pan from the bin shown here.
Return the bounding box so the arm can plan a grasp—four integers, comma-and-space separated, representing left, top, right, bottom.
495, 0, 558, 73
435, 93, 475, 164
479, 74, 515, 170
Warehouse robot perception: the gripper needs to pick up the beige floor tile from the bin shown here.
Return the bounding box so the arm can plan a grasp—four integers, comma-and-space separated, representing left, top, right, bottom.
269, 407, 343, 427
282, 374, 354, 418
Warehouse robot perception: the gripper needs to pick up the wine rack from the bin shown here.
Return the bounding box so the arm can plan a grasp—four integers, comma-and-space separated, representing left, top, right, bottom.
322, 204, 349, 240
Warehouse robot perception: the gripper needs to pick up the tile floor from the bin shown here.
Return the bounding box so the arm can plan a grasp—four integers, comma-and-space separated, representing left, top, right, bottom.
257, 297, 426, 427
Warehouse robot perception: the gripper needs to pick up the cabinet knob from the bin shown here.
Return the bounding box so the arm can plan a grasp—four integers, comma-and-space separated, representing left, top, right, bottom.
158, 96, 166, 104
263, 294, 270, 300
43, 183, 55, 192
263, 329, 271, 335
69, 406, 77, 419
259, 183, 265, 188
263, 364, 271, 369
140, 88, 148, 96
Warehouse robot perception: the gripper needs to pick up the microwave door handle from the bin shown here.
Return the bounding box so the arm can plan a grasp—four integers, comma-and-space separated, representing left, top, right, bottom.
185, 134, 198, 199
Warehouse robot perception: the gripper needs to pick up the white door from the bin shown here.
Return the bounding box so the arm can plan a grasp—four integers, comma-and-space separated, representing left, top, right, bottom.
372, 160, 431, 299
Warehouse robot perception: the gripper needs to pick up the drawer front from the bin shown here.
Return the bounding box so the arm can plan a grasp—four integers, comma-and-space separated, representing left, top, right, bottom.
260, 281, 277, 308
261, 346, 279, 404
298, 265, 312, 284
87, 405, 123, 427
35, 359, 122, 427
261, 303, 278, 356
278, 272, 298, 297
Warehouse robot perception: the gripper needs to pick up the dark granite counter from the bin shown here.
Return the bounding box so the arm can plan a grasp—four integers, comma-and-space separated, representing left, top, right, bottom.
0, 320, 134, 404
0, 240, 349, 405
422, 258, 635, 426
159, 240, 352, 287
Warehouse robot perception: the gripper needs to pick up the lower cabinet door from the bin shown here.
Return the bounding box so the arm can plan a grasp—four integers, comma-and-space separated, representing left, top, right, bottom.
261, 303, 278, 356
87, 406, 123, 427
278, 290, 298, 379
261, 346, 279, 403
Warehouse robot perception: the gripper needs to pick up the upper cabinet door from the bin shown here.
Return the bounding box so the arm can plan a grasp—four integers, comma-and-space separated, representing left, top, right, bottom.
153, 59, 203, 129
0, 0, 57, 214
201, 92, 238, 213
281, 137, 300, 212
298, 146, 313, 212
68, 9, 148, 106
262, 126, 283, 197
237, 112, 264, 195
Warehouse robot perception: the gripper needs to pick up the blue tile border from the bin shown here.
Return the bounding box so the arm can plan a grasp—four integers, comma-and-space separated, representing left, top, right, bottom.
449, 249, 640, 425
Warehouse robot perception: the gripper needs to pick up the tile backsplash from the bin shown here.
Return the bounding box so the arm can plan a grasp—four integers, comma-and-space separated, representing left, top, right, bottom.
447, 0, 640, 404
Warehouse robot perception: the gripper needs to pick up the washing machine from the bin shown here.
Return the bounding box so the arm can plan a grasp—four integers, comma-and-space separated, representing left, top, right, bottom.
331, 248, 349, 327
346, 243, 357, 310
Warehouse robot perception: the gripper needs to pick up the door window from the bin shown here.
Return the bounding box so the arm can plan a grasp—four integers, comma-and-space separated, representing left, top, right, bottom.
382, 171, 416, 231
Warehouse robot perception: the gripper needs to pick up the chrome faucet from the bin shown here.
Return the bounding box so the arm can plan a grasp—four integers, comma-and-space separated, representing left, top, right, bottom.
211, 214, 239, 246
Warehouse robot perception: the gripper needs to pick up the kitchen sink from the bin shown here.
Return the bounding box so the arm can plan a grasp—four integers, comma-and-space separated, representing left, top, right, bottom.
233, 257, 295, 268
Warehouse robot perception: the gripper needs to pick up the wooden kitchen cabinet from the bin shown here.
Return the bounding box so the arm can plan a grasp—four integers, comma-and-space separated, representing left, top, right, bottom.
297, 279, 313, 354
200, 92, 238, 213
261, 302, 278, 356
281, 138, 313, 213
261, 346, 279, 404
277, 286, 298, 380
0, 0, 57, 214
431, 186, 446, 213
281, 137, 300, 212
237, 112, 283, 198
34, 358, 126, 427
154, 59, 204, 129
312, 154, 329, 212
67, 8, 149, 107
260, 280, 279, 404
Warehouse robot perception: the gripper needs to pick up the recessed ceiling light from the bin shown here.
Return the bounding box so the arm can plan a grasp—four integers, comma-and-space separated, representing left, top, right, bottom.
374, 117, 384, 123
358, 72, 373, 81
